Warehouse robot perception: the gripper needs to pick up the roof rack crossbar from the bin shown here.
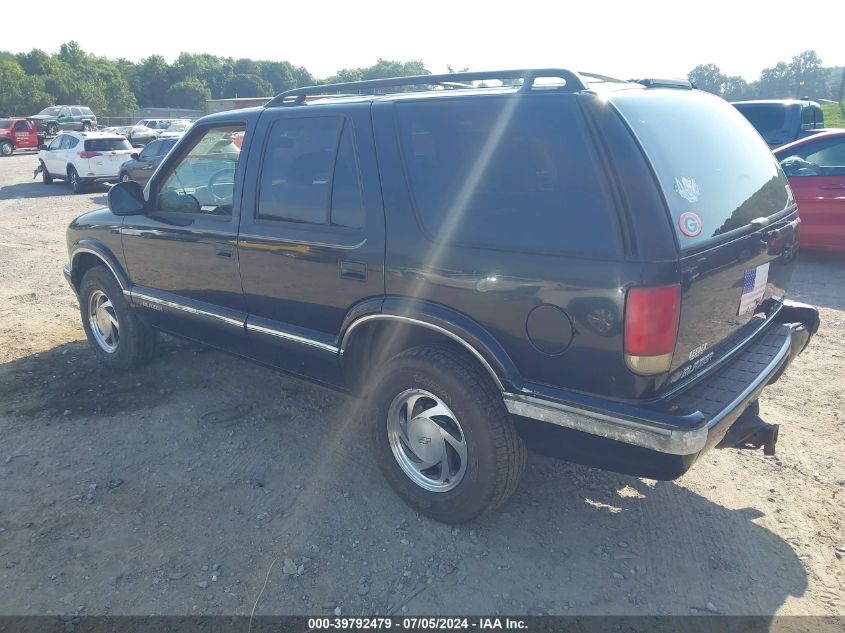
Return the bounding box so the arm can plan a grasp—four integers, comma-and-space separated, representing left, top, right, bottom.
265, 69, 587, 107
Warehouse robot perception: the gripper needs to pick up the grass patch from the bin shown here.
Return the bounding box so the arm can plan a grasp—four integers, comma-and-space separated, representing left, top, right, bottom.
821, 102, 845, 128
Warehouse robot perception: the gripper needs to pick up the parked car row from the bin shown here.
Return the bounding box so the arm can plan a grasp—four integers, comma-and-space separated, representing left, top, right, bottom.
103, 120, 192, 147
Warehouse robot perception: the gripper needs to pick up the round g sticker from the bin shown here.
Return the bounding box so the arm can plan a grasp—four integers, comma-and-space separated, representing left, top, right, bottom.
678, 212, 703, 237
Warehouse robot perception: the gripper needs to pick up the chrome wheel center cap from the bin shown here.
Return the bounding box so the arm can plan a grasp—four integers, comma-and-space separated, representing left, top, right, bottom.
407, 416, 445, 464
96, 307, 113, 337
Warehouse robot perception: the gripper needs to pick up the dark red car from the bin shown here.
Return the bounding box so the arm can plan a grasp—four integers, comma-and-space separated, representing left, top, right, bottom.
775, 130, 845, 252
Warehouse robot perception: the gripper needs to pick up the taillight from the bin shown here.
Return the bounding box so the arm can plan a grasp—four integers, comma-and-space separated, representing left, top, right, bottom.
79, 151, 102, 158
624, 284, 681, 375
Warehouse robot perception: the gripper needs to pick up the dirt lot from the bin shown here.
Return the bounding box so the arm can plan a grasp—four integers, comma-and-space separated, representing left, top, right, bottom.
0, 152, 843, 617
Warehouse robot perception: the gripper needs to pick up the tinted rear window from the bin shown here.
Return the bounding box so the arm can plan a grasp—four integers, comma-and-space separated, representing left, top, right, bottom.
395, 96, 619, 255
733, 104, 788, 133
613, 91, 790, 250
0, 120, 12, 129
85, 138, 132, 151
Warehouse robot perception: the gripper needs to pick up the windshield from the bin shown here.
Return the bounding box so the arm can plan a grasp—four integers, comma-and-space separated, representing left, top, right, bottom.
85, 138, 132, 151
38, 107, 62, 116
0, 120, 12, 129
613, 90, 791, 250
733, 104, 788, 133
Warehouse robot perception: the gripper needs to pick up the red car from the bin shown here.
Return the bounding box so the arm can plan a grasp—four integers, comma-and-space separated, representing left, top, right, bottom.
0, 118, 41, 156
775, 130, 845, 252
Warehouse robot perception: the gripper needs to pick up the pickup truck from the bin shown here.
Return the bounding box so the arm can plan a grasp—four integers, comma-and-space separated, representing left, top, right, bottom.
0, 118, 41, 156
732, 99, 826, 148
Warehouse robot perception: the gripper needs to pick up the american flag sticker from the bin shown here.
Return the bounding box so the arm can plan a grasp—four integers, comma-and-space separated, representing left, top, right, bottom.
737, 263, 770, 316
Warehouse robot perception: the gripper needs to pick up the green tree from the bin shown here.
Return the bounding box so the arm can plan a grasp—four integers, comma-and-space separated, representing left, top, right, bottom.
789, 50, 826, 98
688, 63, 726, 95
223, 73, 272, 98
259, 61, 312, 94
758, 62, 792, 98
131, 55, 171, 106
164, 78, 211, 109
721, 76, 751, 101
0, 60, 25, 114
16, 49, 55, 75
324, 59, 430, 88
234, 58, 260, 75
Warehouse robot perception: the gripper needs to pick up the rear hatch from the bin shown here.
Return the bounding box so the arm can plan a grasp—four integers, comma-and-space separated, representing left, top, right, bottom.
612, 89, 799, 390
82, 137, 134, 175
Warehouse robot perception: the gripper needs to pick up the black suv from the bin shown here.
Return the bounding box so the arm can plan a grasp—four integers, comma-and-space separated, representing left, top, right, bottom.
63, 70, 818, 523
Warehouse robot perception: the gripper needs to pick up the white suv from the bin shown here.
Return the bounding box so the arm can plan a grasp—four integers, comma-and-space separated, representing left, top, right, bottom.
38, 132, 134, 193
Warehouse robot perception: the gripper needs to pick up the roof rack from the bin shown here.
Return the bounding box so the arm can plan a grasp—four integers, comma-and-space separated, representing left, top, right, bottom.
265, 69, 588, 107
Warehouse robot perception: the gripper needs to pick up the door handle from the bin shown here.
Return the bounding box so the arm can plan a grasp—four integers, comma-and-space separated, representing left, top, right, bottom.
216, 249, 233, 258
339, 259, 367, 281
820, 184, 845, 190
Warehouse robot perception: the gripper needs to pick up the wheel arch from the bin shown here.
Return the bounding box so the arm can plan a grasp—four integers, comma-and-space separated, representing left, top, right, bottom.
339, 300, 522, 395
69, 242, 130, 292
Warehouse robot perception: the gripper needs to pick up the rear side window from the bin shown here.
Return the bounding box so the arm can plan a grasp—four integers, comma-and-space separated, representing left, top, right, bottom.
801, 107, 814, 129
85, 138, 132, 151
257, 117, 364, 228
395, 96, 619, 255
614, 91, 790, 250
81, 108, 93, 116
733, 104, 787, 133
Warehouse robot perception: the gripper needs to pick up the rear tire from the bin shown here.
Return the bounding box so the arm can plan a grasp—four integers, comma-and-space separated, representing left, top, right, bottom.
40, 161, 53, 184
0, 140, 12, 157
78, 266, 158, 369
46, 123, 58, 136
68, 166, 85, 193
82, 122, 91, 131
364, 345, 526, 523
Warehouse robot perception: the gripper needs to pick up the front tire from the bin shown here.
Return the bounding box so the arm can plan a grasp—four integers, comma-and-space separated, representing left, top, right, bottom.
365, 345, 526, 523
78, 266, 158, 369
40, 161, 53, 184
120, 172, 131, 183
0, 140, 12, 157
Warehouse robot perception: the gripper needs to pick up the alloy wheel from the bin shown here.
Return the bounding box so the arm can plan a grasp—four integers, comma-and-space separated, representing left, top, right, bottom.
88, 289, 120, 353
386, 389, 468, 492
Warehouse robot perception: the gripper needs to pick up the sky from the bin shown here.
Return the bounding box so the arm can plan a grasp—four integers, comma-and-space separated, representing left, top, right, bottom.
6, 0, 843, 81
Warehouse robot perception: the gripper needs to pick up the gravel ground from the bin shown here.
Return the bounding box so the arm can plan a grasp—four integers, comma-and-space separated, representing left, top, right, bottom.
0, 152, 843, 617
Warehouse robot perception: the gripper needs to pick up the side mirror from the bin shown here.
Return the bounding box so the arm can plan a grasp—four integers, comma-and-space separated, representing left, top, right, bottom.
108, 180, 146, 216
38, 144, 48, 150
130, 152, 139, 160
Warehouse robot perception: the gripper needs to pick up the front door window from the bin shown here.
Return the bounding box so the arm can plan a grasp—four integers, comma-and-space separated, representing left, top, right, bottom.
157, 125, 245, 215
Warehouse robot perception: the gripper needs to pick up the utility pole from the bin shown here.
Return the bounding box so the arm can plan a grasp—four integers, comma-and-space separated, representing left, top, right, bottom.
838, 66, 844, 103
